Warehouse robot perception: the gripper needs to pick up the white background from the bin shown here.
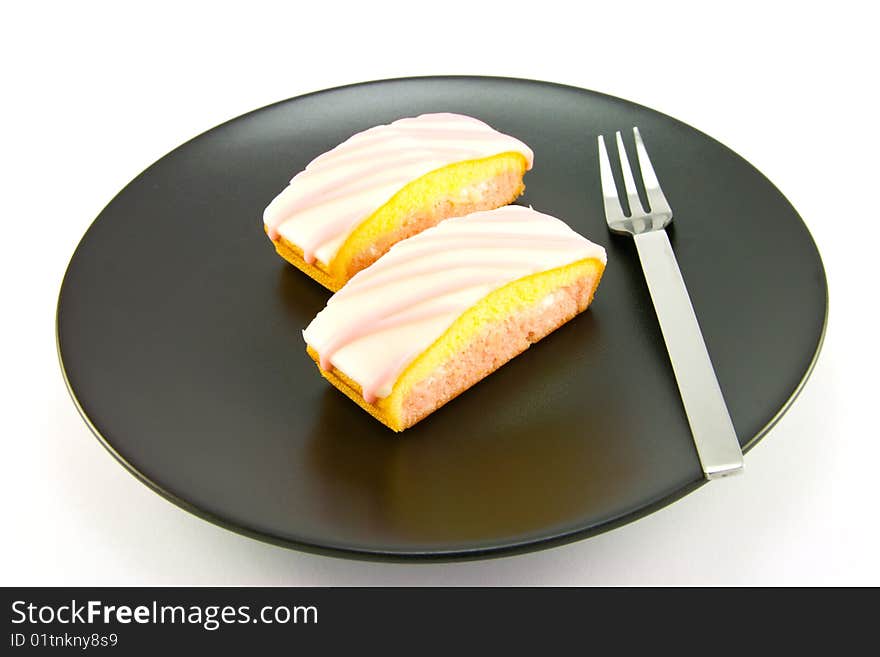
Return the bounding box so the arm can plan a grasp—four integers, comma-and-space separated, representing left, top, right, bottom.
2, 1, 876, 585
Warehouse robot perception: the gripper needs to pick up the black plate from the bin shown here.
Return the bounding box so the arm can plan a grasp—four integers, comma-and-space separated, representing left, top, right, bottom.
57, 77, 827, 560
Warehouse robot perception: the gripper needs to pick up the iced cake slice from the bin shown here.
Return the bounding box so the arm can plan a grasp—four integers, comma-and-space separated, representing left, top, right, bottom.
302, 205, 607, 431
263, 113, 533, 291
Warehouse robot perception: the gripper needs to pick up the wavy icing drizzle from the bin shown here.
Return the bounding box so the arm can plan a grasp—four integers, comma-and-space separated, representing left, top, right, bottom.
302, 205, 607, 402
263, 113, 534, 266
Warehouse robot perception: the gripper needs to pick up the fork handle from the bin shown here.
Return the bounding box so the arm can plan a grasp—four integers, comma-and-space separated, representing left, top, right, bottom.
633, 229, 743, 479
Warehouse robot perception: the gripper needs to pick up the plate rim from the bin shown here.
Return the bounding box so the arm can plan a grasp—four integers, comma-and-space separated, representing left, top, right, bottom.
55, 75, 830, 561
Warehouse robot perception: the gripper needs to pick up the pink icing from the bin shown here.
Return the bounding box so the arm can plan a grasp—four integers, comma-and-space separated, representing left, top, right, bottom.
317, 273, 511, 371
297, 209, 363, 264
268, 152, 455, 227
330, 259, 535, 302
362, 347, 423, 404
335, 233, 588, 289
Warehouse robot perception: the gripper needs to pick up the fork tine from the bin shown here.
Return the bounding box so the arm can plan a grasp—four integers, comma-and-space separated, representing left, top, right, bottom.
615, 131, 646, 217
633, 127, 672, 216
597, 135, 625, 223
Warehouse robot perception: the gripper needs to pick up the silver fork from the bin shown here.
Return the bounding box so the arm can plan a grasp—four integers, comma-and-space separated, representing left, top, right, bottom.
598, 127, 743, 479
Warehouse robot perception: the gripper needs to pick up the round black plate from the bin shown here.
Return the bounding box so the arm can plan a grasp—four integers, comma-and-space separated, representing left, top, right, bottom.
57, 77, 827, 560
